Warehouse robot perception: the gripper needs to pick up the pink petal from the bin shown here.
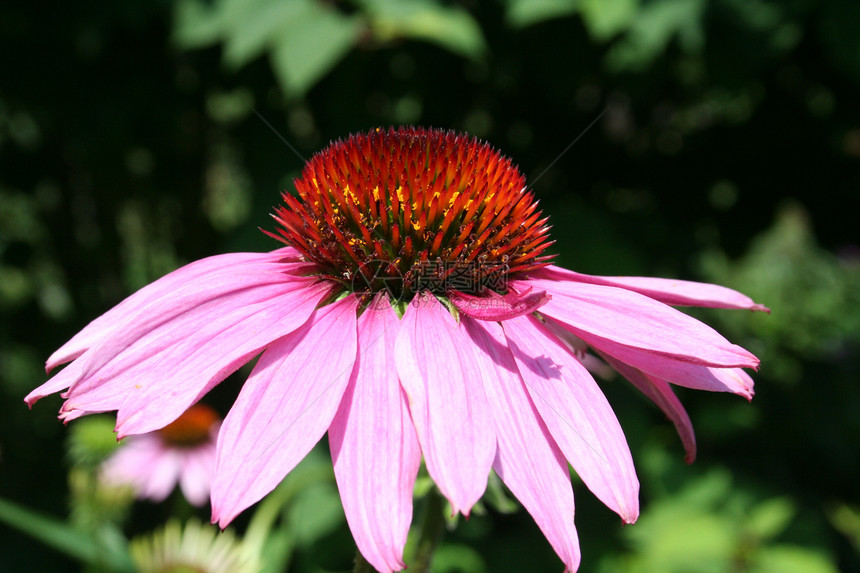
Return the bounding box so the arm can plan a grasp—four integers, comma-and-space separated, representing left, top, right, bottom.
101, 435, 162, 488
329, 297, 421, 573
46, 248, 305, 372
77, 263, 313, 381
103, 435, 183, 502
599, 351, 697, 463
141, 449, 183, 502
60, 276, 331, 436
179, 445, 216, 507
536, 265, 769, 312
503, 315, 640, 524
549, 319, 755, 399
394, 294, 495, 516
463, 318, 580, 571
448, 287, 550, 321
211, 296, 359, 527
523, 279, 759, 369
25, 359, 84, 407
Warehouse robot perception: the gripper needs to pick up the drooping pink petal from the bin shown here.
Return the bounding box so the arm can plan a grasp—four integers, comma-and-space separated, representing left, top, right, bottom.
46, 248, 307, 371
59, 277, 331, 436
535, 265, 769, 312
522, 279, 759, 369
598, 351, 697, 463
32, 257, 318, 409
329, 297, 421, 573
448, 287, 550, 321
394, 293, 495, 516
503, 315, 640, 524
211, 296, 359, 527
76, 262, 315, 381
25, 359, 84, 407
463, 318, 580, 571
546, 317, 755, 399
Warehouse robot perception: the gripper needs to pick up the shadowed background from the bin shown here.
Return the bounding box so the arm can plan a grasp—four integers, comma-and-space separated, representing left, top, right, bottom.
1, 1, 859, 571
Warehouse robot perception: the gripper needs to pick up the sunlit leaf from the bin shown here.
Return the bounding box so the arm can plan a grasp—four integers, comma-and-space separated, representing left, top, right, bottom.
827, 502, 860, 550
751, 545, 840, 573
505, 0, 580, 29
287, 482, 345, 546
270, 4, 361, 97
747, 497, 795, 541
362, 0, 486, 59
605, 0, 706, 70
580, 0, 638, 40
222, 0, 311, 70
172, 0, 224, 48
433, 543, 488, 573
483, 471, 520, 514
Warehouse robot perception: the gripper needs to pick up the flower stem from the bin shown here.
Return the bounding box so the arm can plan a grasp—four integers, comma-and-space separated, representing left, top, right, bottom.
410, 488, 446, 573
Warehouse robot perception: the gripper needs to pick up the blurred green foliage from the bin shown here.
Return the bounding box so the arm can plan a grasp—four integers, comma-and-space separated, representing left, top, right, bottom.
601, 452, 839, 573
174, 0, 486, 98
702, 202, 860, 381
2, 0, 858, 571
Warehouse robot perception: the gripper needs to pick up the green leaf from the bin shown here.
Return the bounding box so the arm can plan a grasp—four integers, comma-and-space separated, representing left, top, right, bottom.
270, 3, 361, 98
172, 0, 225, 48
751, 545, 840, 573
505, 0, 580, 29
362, 0, 486, 59
413, 474, 435, 498
221, 0, 311, 70
258, 524, 296, 573
0, 497, 134, 572
287, 482, 345, 546
747, 497, 795, 541
605, 0, 706, 71
579, 0, 638, 40
483, 471, 520, 514
827, 502, 860, 549
432, 543, 488, 573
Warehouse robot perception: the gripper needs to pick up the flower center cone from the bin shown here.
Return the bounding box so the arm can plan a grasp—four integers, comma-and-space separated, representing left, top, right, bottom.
268, 126, 555, 304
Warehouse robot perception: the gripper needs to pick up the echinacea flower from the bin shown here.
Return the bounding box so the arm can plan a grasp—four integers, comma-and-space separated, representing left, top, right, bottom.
130, 518, 259, 573
101, 404, 219, 506
27, 126, 766, 572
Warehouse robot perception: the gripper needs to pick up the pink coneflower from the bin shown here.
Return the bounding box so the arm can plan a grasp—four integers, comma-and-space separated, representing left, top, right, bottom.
27, 127, 765, 572
101, 404, 219, 506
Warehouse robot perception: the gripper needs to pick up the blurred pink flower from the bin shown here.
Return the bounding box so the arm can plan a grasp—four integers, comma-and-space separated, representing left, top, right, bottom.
101, 404, 219, 506
27, 127, 766, 572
